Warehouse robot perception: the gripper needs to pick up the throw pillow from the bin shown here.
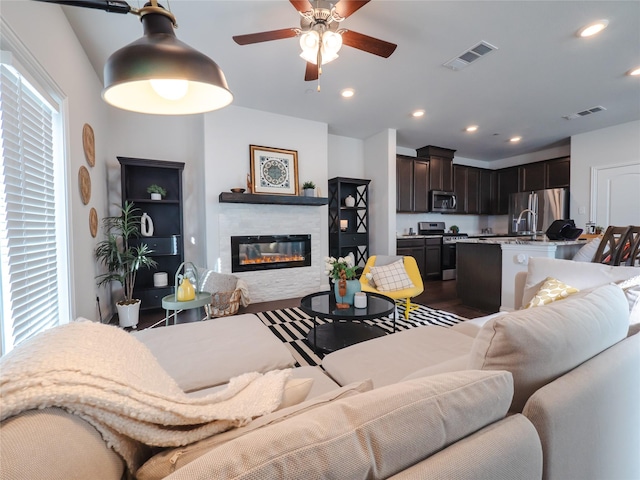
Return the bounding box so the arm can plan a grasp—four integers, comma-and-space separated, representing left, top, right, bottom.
524, 276, 579, 308
572, 237, 602, 262
614, 275, 640, 328
370, 259, 414, 292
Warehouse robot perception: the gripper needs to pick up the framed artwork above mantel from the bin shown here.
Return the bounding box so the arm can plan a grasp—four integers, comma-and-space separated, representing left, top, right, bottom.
250, 145, 299, 196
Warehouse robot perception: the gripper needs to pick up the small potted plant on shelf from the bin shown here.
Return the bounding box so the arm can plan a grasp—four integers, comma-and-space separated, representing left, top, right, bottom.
147, 184, 167, 200
302, 181, 316, 197
95, 201, 157, 329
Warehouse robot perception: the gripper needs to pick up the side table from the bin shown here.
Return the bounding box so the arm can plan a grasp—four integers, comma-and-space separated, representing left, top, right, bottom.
159, 292, 211, 327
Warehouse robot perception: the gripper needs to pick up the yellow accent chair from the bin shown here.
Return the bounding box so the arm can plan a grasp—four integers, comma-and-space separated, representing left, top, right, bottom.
359, 255, 424, 319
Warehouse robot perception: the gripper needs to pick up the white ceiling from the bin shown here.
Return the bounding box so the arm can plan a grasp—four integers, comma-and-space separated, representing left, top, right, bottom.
58, 0, 640, 161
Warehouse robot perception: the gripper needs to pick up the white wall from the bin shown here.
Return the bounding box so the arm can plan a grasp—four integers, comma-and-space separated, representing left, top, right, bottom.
570, 120, 640, 229
202, 106, 329, 300
364, 129, 397, 256
328, 134, 364, 182
2, 2, 110, 321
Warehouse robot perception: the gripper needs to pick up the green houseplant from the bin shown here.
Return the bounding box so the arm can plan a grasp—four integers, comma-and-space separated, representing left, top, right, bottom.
147, 184, 167, 200
302, 181, 316, 197
95, 201, 157, 328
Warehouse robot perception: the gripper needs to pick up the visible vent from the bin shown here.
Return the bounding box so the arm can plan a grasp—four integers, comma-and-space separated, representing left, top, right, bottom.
562, 105, 607, 120
443, 41, 498, 71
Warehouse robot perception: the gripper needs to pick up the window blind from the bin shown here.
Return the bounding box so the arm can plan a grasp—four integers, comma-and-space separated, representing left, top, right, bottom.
0, 63, 60, 353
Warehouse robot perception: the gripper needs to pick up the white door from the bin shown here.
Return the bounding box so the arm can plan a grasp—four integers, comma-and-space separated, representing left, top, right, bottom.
591, 162, 640, 227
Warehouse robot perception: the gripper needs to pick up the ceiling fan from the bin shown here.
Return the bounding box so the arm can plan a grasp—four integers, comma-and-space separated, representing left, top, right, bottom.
233, 0, 397, 82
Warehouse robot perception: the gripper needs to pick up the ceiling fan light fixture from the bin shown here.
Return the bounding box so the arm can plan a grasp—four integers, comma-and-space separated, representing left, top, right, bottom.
627, 67, 640, 76
299, 29, 342, 65
102, 6, 233, 115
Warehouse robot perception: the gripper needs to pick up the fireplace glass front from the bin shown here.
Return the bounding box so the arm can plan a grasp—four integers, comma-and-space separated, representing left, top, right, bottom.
231, 234, 311, 273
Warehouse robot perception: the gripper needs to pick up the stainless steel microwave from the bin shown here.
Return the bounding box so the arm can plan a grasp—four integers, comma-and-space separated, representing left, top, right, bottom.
430, 191, 457, 213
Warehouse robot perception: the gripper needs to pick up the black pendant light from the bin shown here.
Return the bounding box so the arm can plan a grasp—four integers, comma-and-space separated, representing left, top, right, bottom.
35, 0, 233, 115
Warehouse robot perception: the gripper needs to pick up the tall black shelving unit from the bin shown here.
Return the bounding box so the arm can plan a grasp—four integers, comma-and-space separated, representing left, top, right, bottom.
118, 157, 185, 310
328, 177, 370, 268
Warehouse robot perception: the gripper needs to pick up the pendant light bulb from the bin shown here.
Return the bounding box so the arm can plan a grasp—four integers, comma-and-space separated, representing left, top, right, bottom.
150, 79, 189, 100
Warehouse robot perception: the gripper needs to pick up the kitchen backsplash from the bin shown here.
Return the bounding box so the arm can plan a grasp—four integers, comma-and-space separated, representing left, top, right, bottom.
396, 213, 509, 236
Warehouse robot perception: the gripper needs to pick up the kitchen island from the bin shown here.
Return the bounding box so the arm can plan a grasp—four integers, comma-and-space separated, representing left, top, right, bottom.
457, 237, 584, 312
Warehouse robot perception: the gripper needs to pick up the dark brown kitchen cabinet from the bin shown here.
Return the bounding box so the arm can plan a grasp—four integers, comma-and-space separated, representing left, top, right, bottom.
453, 165, 467, 213
396, 155, 429, 213
545, 156, 570, 188
396, 155, 414, 212
452, 165, 485, 214
397, 237, 440, 280
416, 145, 455, 193
496, 167, 520, 214
466, 168, 480, 214
519, 162, 546, 192
479, 169, 495, 214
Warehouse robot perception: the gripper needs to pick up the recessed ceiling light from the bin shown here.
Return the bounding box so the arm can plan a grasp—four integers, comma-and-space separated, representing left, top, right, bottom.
341, 88, 355, 98
412, 110, 425, 118
465, 125, 478, 132
627, 67, 640, 76
577, 19, 609, 37
510, 136, 522, 143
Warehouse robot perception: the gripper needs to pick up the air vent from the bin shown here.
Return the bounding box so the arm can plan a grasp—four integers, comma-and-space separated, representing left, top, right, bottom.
443, 41, 498, 71
562, 106, 607, 120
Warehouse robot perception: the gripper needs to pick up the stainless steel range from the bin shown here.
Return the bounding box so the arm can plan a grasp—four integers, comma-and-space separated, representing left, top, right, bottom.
418, 222, 468, 280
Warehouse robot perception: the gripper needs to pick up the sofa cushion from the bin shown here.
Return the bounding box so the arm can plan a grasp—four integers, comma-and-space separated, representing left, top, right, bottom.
133, 314, 295, 392
370, 259, 414, 292
524, 276, 579, 308
161, 370, 514, 480
0, 408, 125, 480
322, 326, 475, 388
468, 284, 629, 412
137, 379, 372, 480
572, 236, 601, 262
521, 257, 639, 308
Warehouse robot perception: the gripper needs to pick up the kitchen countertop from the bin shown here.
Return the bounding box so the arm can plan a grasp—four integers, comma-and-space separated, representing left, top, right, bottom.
396, 235, 444, 239
458, 237, 585, 246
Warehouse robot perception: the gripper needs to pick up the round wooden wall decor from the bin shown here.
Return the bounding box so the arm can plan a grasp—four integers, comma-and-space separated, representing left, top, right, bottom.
89, 207, 98, 237
82, 123, 95, 167
78, 165, 91, 205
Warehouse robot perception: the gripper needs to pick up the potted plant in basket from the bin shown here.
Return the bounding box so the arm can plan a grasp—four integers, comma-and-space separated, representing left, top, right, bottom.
324, 256, 361, 308
302, 181, 316, 197
147, 184, 166, 200
95, 201, 157, 328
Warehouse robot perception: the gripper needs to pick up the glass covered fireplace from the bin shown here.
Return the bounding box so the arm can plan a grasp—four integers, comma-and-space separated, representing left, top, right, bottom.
231, 234, 311, 273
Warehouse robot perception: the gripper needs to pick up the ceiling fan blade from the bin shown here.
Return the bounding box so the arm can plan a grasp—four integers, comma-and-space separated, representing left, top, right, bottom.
341, 30, 397, 58
289, 0, 314, 13
334, 0, 370, 19
305, 62, 319, 81
233, 28, 298, 45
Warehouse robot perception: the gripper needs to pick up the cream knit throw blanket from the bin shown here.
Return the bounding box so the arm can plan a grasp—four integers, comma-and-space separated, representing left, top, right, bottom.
0, 320, 291, 473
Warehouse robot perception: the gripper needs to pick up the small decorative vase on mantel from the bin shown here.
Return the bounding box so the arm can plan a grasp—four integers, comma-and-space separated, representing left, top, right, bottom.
334, 278, 361, 308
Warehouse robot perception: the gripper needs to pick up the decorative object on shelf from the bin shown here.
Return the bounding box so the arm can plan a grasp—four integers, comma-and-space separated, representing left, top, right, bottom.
340, 219, 348, 231
345, 194, 355, 207
302, 181, 316, 197
153, 272, 168, 287
95, 201, 157, 328
230, 187, 246, 194
89, 207, 98, 238
175, 261, 198, 302
78, 166, 91, 205
140, 212, 154, 237
449, 225, 459, 234
325, 255, 360, 308
147, 184, 166, 200
82, 123, 95, 167
246, 173, 252, 193
354, 291, 367, 309
250, 145, 299, 195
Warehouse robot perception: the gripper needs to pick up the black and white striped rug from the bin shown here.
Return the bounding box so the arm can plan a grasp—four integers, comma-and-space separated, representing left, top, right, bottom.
256, 304, 466, 368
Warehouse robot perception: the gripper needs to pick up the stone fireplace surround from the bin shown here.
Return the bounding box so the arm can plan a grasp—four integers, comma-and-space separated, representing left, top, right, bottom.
217, 203, 328, 303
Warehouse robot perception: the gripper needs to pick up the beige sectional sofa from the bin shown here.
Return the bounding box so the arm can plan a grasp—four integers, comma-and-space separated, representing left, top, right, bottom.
1, 258, 638, 480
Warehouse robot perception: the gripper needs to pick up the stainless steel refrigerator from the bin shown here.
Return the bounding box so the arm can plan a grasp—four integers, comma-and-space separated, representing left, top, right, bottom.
508, 188, 569, 235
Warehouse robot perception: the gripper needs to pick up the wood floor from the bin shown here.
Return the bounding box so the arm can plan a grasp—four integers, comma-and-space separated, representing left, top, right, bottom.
136, 278, 493, 330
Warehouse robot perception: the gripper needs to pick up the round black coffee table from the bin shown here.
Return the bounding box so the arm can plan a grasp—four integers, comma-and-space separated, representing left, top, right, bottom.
300, 291, 396, 354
